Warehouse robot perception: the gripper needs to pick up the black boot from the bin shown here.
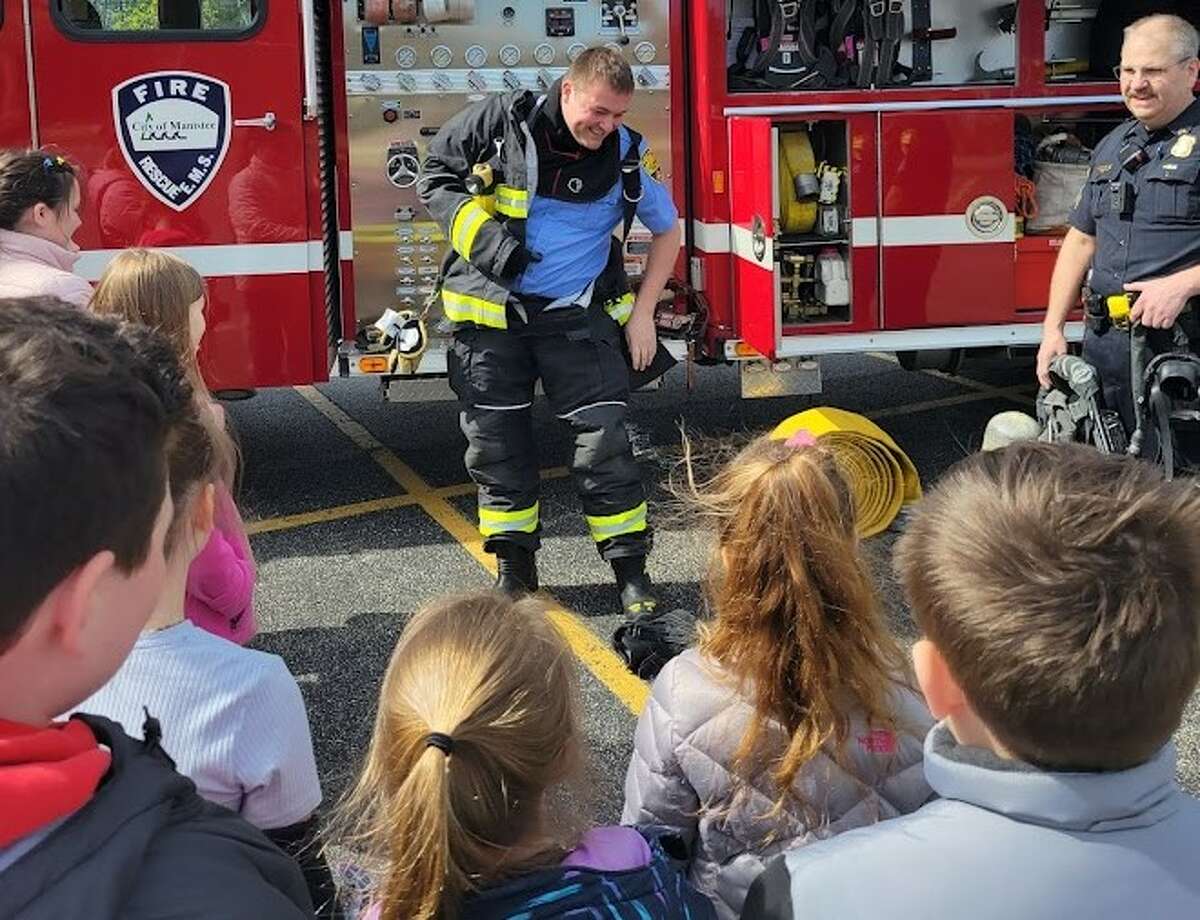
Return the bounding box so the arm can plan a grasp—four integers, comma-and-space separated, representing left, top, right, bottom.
612, 555, 658, 617
494, 544, 538, 597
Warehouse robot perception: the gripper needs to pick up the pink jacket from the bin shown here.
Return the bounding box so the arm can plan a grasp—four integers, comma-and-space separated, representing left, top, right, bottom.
0, 228, 92, 307
185, 483, 258, 644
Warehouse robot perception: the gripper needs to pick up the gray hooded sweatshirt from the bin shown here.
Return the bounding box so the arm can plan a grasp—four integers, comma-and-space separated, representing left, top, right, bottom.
743, 723, 1200, 919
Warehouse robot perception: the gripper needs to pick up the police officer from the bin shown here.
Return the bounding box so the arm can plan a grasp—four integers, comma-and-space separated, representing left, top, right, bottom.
1037, 14, 1200, 433
418, 47, 681, 616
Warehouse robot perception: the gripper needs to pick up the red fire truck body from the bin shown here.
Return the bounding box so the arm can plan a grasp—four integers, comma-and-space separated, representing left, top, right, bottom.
1, 1, 1126, 395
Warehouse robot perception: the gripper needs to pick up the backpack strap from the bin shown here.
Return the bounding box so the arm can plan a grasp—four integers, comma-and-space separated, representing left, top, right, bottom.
619, 126, 644, 242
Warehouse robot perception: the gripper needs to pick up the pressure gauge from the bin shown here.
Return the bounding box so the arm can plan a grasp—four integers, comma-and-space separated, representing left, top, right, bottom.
499, 44, 521, 67
464, 44, 488, 68
533, 43, 556, 66
634, 41, 656, 64
395, 45, 417, 69
430, 45, 453, 68
361, 73, 383, 92
566, 42, 586, 62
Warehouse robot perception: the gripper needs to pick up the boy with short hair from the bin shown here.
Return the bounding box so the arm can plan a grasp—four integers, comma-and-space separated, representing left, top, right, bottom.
0, 297, 312, 919
744, 441, 1200, 919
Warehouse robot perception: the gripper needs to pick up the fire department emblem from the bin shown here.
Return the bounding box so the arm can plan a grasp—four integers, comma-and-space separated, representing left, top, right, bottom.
112, 71, 231, 212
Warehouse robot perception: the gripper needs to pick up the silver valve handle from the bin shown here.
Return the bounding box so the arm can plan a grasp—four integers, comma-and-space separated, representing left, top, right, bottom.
234, 112, 277, 131
612, 3, 631, 44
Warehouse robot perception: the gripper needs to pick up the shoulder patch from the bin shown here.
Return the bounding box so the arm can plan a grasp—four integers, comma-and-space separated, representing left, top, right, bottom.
640, 147, 662, 180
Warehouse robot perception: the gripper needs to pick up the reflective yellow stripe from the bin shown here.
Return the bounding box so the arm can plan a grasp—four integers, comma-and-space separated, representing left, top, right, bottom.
450, 200, 492, 260
441, 289, 508, 329
604, 293, 635, 327
495, 184, 529, 218
586, 501, 648, 541
479, 502, 539, 536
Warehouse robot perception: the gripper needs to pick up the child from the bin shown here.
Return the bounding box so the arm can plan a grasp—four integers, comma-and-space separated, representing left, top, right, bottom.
622, 433, 934, 919
0, 149, 92, 306
77, 368, 335, 915
0, 296, 311, 918
744, 441, 1200, 919
328, 591, 716, 920
90, 247, 257, 644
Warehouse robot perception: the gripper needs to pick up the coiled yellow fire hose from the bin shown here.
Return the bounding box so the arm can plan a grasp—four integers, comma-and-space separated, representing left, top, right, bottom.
772, 407, 922, 537
778, 130, 817, 234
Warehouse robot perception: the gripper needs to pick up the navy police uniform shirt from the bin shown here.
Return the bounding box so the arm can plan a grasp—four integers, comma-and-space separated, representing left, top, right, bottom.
515, 126, 678, 301
1068, 97, 1200, 297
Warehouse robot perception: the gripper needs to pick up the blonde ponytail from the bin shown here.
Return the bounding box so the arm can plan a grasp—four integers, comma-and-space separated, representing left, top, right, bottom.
378, 747, 453, 917
328, 592, 583, 919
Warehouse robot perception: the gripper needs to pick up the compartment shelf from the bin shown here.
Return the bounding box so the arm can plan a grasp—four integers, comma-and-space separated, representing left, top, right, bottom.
777, 233, 849, 247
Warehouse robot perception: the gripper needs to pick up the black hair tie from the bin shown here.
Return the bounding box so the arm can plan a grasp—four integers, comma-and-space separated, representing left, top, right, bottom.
425, 732, 454, 755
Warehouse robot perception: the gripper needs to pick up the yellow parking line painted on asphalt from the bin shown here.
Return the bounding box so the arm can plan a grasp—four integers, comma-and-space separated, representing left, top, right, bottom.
923, 369, 1037, 406
867, 352, 1037, 410
438, 466, 571, 499
294, 385, 649, 715
437, 482, 478, 498
867, 385, 1032, 421
246, 494, 420, 535
245, 467, 571, 537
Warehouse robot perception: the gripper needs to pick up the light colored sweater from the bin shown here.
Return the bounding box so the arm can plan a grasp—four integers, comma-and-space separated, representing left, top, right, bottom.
0, 228, 92, 307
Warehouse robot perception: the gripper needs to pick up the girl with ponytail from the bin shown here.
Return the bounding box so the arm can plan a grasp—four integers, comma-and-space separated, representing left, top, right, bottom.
330, 591, 714, 920
622, 433, 935, 919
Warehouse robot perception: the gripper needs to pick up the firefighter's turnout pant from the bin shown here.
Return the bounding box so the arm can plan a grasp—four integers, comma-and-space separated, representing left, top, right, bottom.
448, 299, 651, 562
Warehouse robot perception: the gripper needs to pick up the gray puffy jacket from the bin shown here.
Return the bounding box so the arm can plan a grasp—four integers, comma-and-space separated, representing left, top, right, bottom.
621, 648, 935, 919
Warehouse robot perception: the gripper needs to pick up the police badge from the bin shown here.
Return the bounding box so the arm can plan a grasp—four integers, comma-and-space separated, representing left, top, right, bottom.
1170, 133, 1196, 159
112, 71, 232, 211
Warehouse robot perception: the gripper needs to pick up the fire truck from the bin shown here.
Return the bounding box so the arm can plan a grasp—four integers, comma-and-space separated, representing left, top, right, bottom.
1, 0, 1133, 397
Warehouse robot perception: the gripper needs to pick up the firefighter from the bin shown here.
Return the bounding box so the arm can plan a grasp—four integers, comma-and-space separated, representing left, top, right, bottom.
418, 47, 681, 616
1037, 14, 1200, 433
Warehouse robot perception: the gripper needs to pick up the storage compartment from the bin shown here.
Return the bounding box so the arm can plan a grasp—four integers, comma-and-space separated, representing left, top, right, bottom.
1044, 1, 1198, 84
775, 122, 854, 327
1012, 109, 1125, 236
726, 0, 1016, 92
880, 109, 1016, 328
729, 115, 876, 359
1014, 236, 1061, 311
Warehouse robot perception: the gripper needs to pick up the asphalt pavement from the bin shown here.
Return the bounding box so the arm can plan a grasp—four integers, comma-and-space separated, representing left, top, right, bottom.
227, 349, 1200, 826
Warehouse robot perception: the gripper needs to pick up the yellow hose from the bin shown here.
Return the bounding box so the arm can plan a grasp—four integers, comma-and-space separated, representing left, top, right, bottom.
778, 130, 817, 234
771, 407, 922, 537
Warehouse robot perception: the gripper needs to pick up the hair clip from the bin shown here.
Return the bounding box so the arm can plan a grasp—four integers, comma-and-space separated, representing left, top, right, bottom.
784, 429, 818, 449
42, 155, 68, 173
